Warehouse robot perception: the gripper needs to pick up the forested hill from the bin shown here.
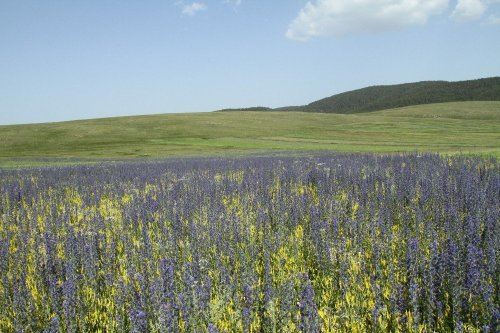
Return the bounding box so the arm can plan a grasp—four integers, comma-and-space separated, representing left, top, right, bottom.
276, 77, 500, 114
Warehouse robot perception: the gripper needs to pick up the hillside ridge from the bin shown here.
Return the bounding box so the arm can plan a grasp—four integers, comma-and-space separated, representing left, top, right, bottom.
225, 77, 500, 114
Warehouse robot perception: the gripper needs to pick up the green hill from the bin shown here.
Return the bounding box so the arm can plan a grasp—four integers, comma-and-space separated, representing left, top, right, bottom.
1, 101, 499, 167
275, 77, 500, 113
217, 106, 272, 112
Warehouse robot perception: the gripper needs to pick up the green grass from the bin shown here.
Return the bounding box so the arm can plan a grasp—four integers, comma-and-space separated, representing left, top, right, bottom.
1, 101, 499, 167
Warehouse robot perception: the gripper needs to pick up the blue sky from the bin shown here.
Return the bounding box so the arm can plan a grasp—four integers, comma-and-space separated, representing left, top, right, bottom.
1, 0, 499, 125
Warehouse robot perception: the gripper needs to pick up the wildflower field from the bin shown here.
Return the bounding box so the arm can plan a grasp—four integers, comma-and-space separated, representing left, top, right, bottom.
0, 154, 498, 332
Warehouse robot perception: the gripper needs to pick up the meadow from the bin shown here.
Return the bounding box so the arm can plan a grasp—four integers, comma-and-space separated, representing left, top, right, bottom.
1, 153, 498, 332
0, 101, 499, 332
1, 101, 499, 168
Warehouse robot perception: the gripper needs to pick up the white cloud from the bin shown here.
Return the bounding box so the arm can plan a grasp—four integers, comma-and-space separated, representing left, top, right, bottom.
485, 13, 500, 24
224, 0, 242, 6
450, 0, 487, 21
450, 0, 500, 22
286, 0, 450, 41
182, 2, 207, 16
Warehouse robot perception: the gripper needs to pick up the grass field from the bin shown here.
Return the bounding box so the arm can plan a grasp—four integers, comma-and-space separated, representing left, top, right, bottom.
1, 101, 499, 331
1, 101, 499, 166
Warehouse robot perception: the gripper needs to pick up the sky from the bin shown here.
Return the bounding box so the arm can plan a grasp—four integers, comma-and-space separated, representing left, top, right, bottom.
1, 0, 499, 125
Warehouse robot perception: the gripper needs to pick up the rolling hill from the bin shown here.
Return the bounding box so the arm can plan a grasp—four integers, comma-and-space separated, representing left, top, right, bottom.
1, 101, 499, 166
254, 77, 500, 114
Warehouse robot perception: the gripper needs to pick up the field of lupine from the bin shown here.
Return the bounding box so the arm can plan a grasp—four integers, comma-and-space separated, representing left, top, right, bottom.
0, 154, 498, 332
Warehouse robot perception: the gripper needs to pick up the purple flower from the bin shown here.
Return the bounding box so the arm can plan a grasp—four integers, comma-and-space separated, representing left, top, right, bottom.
298, 273, 320, 333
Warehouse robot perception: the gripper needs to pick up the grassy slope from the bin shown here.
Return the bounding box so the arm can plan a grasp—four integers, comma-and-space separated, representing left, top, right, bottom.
1, 101, 499, 166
